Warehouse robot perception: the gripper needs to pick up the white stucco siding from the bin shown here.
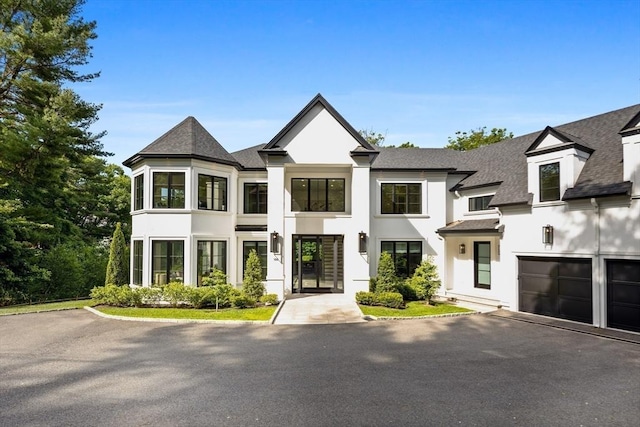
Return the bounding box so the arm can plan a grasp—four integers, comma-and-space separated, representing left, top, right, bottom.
599, 198, 640, 256
278, 105, 360, 165
622, 132, 640, 196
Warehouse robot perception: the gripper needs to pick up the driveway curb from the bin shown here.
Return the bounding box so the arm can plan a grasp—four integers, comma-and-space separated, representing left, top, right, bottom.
83, 306, 271, 325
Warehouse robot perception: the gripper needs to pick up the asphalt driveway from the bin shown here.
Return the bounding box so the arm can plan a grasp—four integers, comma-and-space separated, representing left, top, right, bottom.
1, 310, 638, 426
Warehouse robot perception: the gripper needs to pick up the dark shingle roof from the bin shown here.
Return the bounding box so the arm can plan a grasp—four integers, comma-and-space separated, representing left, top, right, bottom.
454, 104, 640, 205
437, 219, 504, 235
231, 144, 267, 170
123, 116, 238, 167
371, 147, 466, 170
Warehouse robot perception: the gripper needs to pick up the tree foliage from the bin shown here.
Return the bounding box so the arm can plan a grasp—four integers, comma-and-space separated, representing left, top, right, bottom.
105, 222, 128, 286
242, 249, 265, 300
375, 251, 399, 293
358, 129, 417, 148
407, 257, 441, 304
445, 127, 513, 151
0, 1, 130, 304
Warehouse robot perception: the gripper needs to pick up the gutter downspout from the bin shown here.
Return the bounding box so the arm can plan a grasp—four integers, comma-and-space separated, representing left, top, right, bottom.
590, 197, 601, 327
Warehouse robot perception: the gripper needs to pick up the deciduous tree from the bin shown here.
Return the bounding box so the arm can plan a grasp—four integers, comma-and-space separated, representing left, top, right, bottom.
445, 127, 513, 151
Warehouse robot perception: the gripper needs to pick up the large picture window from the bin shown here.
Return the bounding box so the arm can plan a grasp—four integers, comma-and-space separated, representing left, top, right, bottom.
242, 241, 267, 280
469, 195, 493, 212
380, 241, 422, 278
474, 242, 491, 289
153, 172, 185, 208
152, 241, 184, 285
539, 162, 560, 202
244, 183, 267, 214
381, 183, 421, 214
132, 240, 143, 285
134, 174, 144, 211
291, 178, 345, 212
198, 174, 227, 211
197, 241, 227, 285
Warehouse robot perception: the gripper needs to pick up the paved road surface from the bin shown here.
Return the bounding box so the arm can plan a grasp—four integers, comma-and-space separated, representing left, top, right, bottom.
1, 310, 638, 426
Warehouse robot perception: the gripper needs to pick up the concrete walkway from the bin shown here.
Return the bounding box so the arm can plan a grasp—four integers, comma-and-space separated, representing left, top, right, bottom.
273, 293, 366, 325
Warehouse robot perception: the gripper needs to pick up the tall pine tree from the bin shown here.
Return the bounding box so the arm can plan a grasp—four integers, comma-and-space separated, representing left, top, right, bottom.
105, 222, 128, 286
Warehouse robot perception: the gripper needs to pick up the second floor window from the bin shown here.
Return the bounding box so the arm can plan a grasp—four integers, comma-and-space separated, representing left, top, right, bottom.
134, 174, 144, 211
198, 174, 227, 211
244, 183, 267, 214
153, 172, 185, 208
540, 162, 560, 202
291, 178, 345, 212
381, 183, 421, 214
469, 195, 493, 212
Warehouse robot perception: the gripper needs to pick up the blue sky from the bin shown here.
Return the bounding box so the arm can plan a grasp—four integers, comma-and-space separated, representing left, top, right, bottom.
77, 0, 640, 167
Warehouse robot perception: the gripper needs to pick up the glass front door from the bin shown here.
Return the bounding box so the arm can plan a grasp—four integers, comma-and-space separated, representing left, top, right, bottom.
292, 235, 343, 293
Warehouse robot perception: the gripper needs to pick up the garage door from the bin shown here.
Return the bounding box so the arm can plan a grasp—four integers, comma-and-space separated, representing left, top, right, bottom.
518, 257, 592, 324
607, 260, 640, 333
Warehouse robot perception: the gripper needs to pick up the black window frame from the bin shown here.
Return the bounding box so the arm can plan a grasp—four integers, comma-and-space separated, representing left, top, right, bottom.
132, 240, 143, 285
151, 240, 184, 285
469, 195, 493, 212
244, 182, 268, 214
474, 241, 491, 289
539, 162, 560, 202
291, 178, 345, 212
380, 241, 423, 278
242, 241, 267, 280
197, 240, 227, 286
198, 174, 227, 211
153, 172, 185, 209
381, 183, 422, 214
134, 174, 144, 211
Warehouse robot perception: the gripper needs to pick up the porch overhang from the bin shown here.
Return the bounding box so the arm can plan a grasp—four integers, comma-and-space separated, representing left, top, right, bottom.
436, 219, 504, 236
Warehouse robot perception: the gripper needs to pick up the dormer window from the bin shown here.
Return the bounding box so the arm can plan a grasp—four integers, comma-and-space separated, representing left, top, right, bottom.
469, 195, 493, 212
539, 162, 560, 202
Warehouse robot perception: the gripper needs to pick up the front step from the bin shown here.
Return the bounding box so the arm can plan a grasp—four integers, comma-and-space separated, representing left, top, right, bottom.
441, 292, 504, 312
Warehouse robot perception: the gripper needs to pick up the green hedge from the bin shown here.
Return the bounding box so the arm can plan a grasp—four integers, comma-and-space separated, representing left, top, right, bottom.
356, 291, 404, 309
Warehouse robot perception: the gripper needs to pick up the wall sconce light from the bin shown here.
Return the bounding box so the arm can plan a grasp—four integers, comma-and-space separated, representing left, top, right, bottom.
270, 231, 279, 253
358, 231, 367, 253
459, 243, 466, 254
542, 225, 553, 244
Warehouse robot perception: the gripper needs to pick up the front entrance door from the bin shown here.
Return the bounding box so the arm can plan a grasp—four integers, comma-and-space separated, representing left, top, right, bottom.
292, 235, 343, 293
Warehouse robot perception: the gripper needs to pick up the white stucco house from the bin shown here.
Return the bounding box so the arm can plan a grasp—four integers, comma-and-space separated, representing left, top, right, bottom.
123, 94, 640, 333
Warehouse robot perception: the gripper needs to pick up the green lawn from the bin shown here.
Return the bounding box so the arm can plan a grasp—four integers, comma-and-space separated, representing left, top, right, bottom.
95, 305, 277, 321
359, 301, 473, 317
0, 299, 91, 315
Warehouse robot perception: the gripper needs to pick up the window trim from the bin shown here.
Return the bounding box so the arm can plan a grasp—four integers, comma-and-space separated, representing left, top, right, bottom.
244, 182, 268, 214
153, 172, 185, 209
474, 241, 491, 289
539, 162, 560, 202
134, 174, 144, 211
198, 174, 228, 211
380, 240, 423, 278
468, 195, 493, 212
291, 178, 345, 212
381, 183, 422, 214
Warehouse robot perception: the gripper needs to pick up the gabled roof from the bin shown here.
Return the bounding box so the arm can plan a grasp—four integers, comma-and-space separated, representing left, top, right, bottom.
619, 109, 640, 136
525, 126, 594, 156
454, 104, 640, 205
259, 93, 378, 156
123, 116, 238, 168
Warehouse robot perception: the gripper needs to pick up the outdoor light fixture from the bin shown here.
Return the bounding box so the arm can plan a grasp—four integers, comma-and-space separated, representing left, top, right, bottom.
270, 231, 280, 253
358, 231, 367, 253
542, 225, 554, 244
459, 243, 466, 254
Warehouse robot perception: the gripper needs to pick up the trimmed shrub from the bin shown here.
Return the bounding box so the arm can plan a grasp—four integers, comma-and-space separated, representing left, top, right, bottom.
407, 257, 441, 304
369, 277, 377, 293
232, 293, 256, 308
376, 252, 399, 293
210, 284, 235, 310
242, 249, 265, 300
185, 286, 214, 309
201, 267, 227, 287
105, 222, 128, 286
375, 292, 404, 309
355, 291, 377, 306
396, 280, 419, 301
259, 294, 279, 306
91, 284, 135, 307
162, 281, 189, 308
